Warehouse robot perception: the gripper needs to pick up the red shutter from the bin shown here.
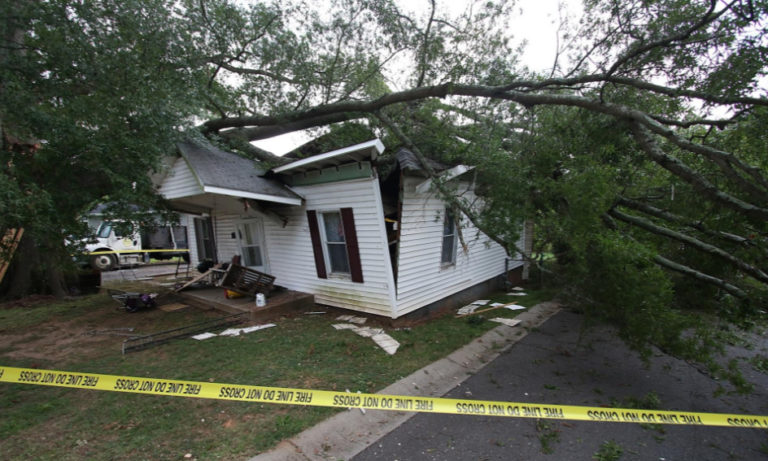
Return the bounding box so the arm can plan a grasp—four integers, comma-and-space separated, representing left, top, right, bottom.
340, 207, 364, 283
306, 210, 327, 279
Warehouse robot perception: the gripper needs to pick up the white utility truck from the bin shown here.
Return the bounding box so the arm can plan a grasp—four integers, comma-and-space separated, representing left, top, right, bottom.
85, 221, 189, 270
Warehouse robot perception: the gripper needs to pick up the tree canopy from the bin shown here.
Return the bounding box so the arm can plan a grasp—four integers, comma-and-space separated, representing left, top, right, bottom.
2, 0, 768, 364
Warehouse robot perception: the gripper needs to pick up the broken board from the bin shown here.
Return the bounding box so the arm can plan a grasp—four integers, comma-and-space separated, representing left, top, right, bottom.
456, 302, 518, 318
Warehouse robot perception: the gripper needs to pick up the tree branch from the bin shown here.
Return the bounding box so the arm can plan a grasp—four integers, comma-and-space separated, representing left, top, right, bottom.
609, 207, 768, 285
628, 121, 768, 222
617, 196, 752, 246
605, 0, 726, 76
375, 110, 540, 271
209, 60, 299, 84
652, 254, 747, 298
416, 0, 436, 88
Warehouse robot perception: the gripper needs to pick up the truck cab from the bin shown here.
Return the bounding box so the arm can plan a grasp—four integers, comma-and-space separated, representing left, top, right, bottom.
85, 221, 143, 270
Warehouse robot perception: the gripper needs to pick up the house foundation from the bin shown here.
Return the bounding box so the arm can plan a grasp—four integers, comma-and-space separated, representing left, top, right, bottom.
387, 266, 524, 327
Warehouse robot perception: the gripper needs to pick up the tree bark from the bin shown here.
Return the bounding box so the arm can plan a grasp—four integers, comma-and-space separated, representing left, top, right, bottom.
4, 234, 35, 298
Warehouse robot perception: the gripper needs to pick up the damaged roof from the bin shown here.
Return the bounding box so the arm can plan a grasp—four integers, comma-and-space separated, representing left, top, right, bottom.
177, 140, 302, 205
396, 148, 449, 177
273, 139, 384, 174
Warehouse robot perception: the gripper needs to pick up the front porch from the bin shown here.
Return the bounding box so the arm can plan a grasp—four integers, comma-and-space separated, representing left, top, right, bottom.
176, 285, 316, 322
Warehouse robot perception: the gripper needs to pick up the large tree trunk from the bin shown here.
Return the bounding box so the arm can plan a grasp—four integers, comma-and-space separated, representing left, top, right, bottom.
2, 234, 70, 299
4, 234, 36, 298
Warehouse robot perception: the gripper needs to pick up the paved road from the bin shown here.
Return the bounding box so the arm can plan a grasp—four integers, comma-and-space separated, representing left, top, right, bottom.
353, 311, 768, 461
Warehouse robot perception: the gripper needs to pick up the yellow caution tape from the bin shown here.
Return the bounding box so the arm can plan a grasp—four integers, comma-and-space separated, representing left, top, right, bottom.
88, 249, 189, 255
1, 366, 766, 428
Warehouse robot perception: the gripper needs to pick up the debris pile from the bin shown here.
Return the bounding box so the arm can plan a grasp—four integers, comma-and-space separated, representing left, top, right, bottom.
332, 315, 400, 355
192, 324, 275, 340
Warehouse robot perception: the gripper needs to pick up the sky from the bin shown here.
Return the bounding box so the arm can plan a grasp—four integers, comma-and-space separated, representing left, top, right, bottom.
252, 0, 582, 155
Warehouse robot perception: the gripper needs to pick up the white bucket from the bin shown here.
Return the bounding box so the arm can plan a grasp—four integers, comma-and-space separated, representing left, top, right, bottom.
255, 293, 266, 307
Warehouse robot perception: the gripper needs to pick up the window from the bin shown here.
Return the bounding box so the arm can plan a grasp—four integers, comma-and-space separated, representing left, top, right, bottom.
96, 222, 113, 239
320, 211, 350, 274
237, 220, 265, 269
307, 208, 364, 283
441, 208, 457, 265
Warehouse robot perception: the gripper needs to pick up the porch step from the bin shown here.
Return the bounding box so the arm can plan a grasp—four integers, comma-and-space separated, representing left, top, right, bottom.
177, 288, 252, 314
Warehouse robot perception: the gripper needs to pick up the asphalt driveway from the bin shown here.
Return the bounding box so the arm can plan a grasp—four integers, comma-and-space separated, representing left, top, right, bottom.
353, 310, 768, 461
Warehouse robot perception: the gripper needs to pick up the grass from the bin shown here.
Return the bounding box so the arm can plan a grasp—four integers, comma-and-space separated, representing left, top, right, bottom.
0, 283, 554, 460
536, 419, 561, 454
611, 392, 665, 434
593, 440, 623, 461
750, 355, 768, 374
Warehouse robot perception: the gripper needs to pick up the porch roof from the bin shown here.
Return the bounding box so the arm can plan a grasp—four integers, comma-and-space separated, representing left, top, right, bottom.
177, 140, 302, 206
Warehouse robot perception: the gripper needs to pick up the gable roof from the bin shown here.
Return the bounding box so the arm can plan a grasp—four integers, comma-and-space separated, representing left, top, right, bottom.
177, 140, 302, 206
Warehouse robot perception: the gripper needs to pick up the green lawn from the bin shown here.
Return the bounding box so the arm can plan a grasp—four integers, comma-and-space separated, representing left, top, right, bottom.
0, 283, 553, 460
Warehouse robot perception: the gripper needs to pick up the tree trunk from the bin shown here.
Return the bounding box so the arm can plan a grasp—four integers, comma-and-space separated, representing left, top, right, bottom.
2, 234, 70, 299
4, 234, 36, 298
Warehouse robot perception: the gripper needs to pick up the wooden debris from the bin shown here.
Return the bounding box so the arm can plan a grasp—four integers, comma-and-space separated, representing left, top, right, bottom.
336, 314, 367, 324
173, 264, 222, 292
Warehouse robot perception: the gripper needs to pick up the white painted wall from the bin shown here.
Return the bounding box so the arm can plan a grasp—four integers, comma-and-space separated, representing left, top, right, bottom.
157, 157, 201, 199
209, 177, 397, 317
394, 176, 520, 317
165, 162, 523, 319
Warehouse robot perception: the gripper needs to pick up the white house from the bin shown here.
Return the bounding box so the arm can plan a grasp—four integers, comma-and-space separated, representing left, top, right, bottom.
156, 138, 525, 319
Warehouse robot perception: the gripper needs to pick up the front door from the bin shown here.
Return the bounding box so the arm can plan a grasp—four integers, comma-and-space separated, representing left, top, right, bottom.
236, 219, 268, 273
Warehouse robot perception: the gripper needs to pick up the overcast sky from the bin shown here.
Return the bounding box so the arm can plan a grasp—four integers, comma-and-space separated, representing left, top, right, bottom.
253, 0, 582, 155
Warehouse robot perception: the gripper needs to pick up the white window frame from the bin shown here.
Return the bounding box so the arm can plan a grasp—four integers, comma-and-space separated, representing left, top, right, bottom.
441, 208, 458, 266
318, 210, 351, 277
235, 218, 268, 272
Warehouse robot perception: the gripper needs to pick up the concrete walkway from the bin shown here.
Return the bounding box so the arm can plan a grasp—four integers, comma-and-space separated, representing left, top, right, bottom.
250, 301, 562, 461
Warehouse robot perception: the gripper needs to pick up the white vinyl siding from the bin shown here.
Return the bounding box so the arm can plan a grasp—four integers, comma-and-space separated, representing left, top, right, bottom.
211, 214, 239, 264
157, 157, 202, 199
267, 178, 396, 316
395, 176, 516, 317
207, 177, 397, 316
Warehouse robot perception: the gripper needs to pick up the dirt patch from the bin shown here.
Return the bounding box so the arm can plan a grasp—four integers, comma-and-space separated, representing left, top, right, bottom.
0, 295, 58, 309
0, 297, 218, 364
